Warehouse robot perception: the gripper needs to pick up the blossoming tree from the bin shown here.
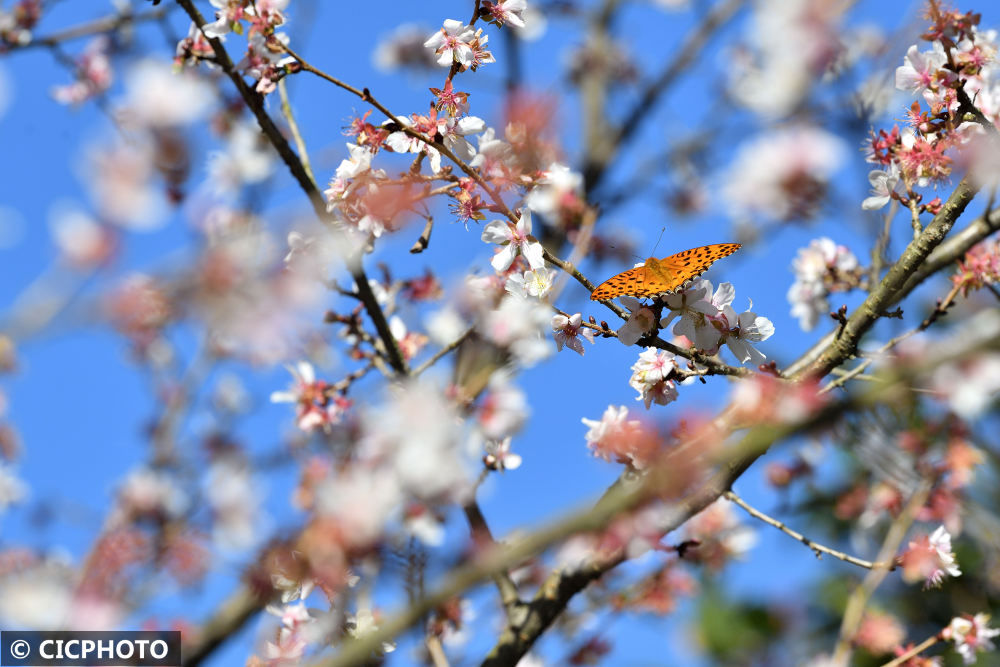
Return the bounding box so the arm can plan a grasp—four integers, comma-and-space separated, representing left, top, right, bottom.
1, 0, 1000, 664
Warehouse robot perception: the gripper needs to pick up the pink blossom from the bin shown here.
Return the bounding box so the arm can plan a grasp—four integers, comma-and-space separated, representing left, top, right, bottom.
616, 296, 658, 346
944, 613, 1000, 665
485, 0, 528, 28
524, 162, 585, 228
51, 36, 112, 106
895, 44, 947, 95
900, 525, 961, 588
787, 237, 860, 331
552, 313, 594, 356
424, 20, 476, 68
476, 372, 528, 441
628, 348, 679, 409
270, 362, 350, 433
581, 405, 657, 469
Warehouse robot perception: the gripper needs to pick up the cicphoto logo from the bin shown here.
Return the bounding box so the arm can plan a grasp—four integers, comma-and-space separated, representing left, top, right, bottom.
1, 631, 181, 666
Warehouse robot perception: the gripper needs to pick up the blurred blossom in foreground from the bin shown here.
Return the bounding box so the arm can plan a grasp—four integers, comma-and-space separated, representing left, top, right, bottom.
374, 24, 440, 71
48, 205, 115, 268
205, 456, 264, 552
900, 525, 961, 588
50, 36, 112, 106
207, 120, 276, 195
854, 610, 905, 657
683, 497, 758, 570
360, 379, 473, 503
944, 613, 1000, 665
729, 0, 846, 117
109, 467, 187, 527
119, 59, 214, 128
0, 463, 26, 512
84, 140, 165, 230
930, 353, 1000, 419
582, 405, 658, 469
722, 126, 846, 222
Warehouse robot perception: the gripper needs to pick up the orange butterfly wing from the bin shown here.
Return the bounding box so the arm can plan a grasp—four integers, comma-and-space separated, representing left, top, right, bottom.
589, 264, 653, 301
590, 243, 741, 301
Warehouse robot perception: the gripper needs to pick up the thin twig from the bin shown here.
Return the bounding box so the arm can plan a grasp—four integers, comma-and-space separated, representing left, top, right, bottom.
9, 5, 171, 50
725, 491, 885, 570
881, 634, 941, 667
832, 482, 931, 664
277, 78, 314, 184
413, 326, 476, 377
175, 0, 409, 377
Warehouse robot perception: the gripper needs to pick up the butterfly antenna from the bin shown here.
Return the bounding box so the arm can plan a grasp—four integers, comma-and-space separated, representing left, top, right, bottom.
651, 226, 667, 255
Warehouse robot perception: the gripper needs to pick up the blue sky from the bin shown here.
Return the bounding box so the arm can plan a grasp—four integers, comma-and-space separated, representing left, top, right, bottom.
1, 0, 997, 664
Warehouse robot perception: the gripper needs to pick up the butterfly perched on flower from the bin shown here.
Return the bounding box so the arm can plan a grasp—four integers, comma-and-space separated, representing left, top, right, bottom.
590, 243, 741, 301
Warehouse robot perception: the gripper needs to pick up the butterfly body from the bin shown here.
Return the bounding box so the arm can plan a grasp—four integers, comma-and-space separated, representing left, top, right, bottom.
590, 243, 741, 301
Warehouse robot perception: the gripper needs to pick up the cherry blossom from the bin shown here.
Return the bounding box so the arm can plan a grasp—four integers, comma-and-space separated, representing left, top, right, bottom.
505, 267, 554, 298
359, 379, 472, 502
729, 0, 847, 117
384, 115, 442, 173
441, 115, 485, 161
900, 525, 961, 588
552, 313, 595, 356
787, 237, 860, 331
208, 120, 277, 194
944, 613, 1000, 664
424, 19, 476, 68
713, 293, 775, 365
582, 405, 656, 468
119, 59, 214, 127
683, 498, 758, 569
659, 280, 719, 350
616, 296, 658, 346
484, 0, 528, 28
270, 361, 350, 433
629, 348, 679, 409
470, 127, 516, 184
0, 463, 25, 512
335, 143, 374, 180
50, 36, 112, 106
930, 353, 1000, 419
481, 293, 553, 365
862, 163, 901, 210
895, 43, 948, 94
524, 162, 585, 227
476, 372, 528, 441
481, 210, 545, 272
204, 456, 262, 551
110, 468, 187, 525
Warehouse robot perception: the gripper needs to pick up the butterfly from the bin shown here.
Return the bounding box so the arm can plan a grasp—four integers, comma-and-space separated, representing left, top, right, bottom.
590, 243, 741, 301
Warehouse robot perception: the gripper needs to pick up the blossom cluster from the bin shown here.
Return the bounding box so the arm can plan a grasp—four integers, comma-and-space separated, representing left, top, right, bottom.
787, 237, 862, 331
864, 11, 1000, 209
